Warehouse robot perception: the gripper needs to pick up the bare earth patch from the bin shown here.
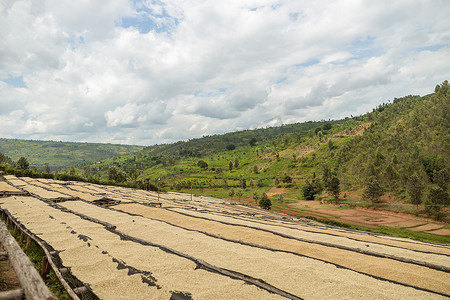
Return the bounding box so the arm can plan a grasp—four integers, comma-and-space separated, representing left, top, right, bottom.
286, 200, 448, 236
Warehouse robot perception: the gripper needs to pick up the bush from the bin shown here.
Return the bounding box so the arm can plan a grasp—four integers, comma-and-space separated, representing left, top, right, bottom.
302, 182, 316, 200
226, 144, 236, 150
197, 160, 208, 169
259, 193, 272, 210
282, 175, 292, 184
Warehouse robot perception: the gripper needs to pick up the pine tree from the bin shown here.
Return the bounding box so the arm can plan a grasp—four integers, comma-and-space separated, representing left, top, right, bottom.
363, 176, 384, 205
407, 174, 423, 215
17, 157, 29, 170
328, 175, 340, 203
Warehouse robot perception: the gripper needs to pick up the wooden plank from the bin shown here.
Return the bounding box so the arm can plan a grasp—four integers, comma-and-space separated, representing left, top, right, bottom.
0, 288, 24, 300
0, 221, 56, 299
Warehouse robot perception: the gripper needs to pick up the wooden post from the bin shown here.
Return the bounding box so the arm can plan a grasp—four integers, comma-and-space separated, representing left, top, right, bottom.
25, 236, 31, 251
41, 256, 50, 278
19, 231, 24, 244
13, 224, 18, 235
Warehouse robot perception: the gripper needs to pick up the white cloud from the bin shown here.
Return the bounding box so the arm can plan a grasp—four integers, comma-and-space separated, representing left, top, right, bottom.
1, 0, 449, 145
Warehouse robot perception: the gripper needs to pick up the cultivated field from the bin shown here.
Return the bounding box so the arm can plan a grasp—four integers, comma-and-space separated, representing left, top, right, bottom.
0, 175, 449, 299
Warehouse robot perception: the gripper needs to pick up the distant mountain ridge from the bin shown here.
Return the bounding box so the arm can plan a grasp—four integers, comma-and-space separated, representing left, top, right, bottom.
0, 138, 143, 171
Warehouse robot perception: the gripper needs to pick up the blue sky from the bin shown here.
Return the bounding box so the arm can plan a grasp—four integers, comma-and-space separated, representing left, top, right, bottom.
0, 0, 449, 145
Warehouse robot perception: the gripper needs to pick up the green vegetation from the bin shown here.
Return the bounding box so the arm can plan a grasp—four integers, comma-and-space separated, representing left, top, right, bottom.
259, 193, 272, 210
0, 139, 143, 171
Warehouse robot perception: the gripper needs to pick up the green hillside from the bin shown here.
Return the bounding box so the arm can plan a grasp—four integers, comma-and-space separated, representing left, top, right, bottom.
0, 139, 143, 171
78, 81, 449, 220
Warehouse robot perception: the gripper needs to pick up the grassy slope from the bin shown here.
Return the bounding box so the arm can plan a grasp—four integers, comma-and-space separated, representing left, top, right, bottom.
0, 139, 143, 171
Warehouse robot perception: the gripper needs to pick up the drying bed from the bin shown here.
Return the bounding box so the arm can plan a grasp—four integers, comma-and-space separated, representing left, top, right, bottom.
0, 176, 449, 299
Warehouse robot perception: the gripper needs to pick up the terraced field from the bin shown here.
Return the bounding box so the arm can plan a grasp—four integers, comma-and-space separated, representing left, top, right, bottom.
0, 175, 449, 299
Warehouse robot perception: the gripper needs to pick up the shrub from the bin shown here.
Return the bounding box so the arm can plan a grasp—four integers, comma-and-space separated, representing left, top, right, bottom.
303, 182, 316, 200
226, 144, 236, 150
197, 160, 208, 169
259, 193, 272, 210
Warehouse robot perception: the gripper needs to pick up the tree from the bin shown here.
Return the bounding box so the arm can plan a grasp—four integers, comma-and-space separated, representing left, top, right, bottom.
234, 157, 239, 168
44, 163, 51, 173
363, 176, 384, 205
240, 177, 247, 189
69, 166, 76, 176
328, 175, 340, 203
323, 123, 332, 131
235, 190, 243, 201
128, 168, 139, 181
0, 153, 13, 164
228, 161, 233, 171
249, 138, 257, 147
328, 140, 335, 151
425, 169, 449, 219
282, 175, 292, 184
426, 186, 447, 219
197, 160, 208, 169
108, 167, 118, 181
253, 165, 259, 174
322, 164, 332, 189
253, 192, 259, 204
259, 193, 272, 210
311, 178, 323, 195
108, 167, 126, 183
17, 157, 29, 170
226, 144, 236, 150
302, 181, 316, 200
84, 165, 92, 178
407, 174, 423, 215
315, 127, 322, 135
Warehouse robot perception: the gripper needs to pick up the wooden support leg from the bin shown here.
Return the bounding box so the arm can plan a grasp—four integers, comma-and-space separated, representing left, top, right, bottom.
19, 230, 24, 245
40, 256, 49, 278
25, 236, 31, 251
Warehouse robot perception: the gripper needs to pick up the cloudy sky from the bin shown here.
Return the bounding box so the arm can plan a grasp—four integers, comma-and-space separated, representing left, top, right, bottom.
1, 0, 449, 146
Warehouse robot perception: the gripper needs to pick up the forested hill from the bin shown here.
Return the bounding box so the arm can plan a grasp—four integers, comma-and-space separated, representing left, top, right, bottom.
0, 139, 143, 171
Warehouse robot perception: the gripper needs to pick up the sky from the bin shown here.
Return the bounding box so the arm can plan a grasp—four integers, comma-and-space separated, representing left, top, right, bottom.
1, 0, 449, 146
